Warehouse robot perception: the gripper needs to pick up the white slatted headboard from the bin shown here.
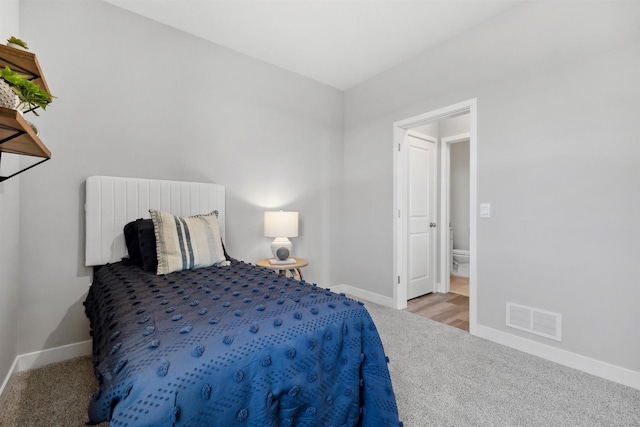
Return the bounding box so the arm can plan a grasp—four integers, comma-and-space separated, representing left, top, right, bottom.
85, 176, 225, 266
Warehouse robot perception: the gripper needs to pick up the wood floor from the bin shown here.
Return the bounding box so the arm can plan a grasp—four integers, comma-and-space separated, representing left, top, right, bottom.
405, 275, 469, 331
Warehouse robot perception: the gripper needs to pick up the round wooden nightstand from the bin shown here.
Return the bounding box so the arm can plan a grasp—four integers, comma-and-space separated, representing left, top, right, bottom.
256, 258, 309, 281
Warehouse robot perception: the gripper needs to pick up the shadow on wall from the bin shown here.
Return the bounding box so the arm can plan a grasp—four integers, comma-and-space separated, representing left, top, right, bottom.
77, 181, 89, 278
40, 292, 92, 365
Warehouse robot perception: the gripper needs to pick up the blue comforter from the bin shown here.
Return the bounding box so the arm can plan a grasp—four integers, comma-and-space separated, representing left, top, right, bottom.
84, 260, 401, 426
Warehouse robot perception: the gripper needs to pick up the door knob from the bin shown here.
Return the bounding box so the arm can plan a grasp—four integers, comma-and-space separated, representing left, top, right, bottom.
430, 222, 436, 228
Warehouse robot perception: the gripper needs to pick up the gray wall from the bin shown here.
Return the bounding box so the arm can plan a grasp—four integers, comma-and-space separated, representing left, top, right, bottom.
342, 2, 640, 372
17, 0, 343, 354
6, 0, 640, 382
450, 141, 470, 250
0, 0, 20, 393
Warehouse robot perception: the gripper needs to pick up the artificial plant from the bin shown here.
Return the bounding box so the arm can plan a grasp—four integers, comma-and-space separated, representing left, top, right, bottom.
0, 66, 53, 115
6, 36, 28, 49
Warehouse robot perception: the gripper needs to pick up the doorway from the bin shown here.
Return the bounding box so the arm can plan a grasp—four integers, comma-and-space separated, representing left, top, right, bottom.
392, 99, 478, 335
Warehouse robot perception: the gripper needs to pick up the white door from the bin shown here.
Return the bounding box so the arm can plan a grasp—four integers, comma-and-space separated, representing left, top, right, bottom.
406, 131, 437, 299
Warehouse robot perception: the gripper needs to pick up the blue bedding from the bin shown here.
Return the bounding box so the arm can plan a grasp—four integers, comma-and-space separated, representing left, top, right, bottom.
84, 260, 401, 426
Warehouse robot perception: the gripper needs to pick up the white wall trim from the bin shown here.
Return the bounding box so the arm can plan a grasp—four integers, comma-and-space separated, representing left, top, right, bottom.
392, 123, 409, 309
331, 284, 395, 308
0, 340, 93, 405
17, 340, 93, 372
439, 132, 471, 294
476, 325, 640, 391
441, 133, 471, 145
0, 356, 20, 411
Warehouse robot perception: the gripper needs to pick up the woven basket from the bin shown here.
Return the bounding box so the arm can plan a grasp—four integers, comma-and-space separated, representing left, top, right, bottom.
0, 79, 20, 109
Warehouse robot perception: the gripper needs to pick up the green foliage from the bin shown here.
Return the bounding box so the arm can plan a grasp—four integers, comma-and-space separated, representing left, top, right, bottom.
0, 66, 53, 115
6, 36, 28, 50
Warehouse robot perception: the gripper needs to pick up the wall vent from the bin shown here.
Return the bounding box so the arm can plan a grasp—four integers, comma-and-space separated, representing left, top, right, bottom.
506, 302, 562, 341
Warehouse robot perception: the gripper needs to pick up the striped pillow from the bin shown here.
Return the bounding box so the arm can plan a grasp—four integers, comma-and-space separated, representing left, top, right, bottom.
150, 210, 230, 275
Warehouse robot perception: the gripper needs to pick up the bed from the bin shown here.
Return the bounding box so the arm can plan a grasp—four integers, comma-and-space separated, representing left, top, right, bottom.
84, 176, 401, 426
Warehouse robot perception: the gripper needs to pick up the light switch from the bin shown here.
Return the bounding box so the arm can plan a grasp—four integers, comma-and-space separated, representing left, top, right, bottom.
480, 203, 491, 218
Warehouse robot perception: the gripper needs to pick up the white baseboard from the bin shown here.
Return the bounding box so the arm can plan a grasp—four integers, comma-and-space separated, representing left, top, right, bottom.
331, 284, 395, 308
17, 340, 93, 372
0, 356, 19, 411
475, 325, 640, 391
0, 340, 93, 405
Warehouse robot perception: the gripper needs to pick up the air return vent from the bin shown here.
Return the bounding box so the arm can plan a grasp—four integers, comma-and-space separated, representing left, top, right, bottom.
506, 302, 562, 341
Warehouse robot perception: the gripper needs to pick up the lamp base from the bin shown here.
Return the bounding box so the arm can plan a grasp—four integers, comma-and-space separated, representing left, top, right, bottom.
271, 237, 293, 259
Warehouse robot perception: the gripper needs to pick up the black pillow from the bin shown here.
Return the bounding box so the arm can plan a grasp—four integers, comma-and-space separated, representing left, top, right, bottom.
123, 218, 158, 271
123, 218, 145, 266
137, 219, 158, 272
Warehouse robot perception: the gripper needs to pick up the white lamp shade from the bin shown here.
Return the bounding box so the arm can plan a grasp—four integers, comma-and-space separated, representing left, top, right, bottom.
264, 211, 298, 238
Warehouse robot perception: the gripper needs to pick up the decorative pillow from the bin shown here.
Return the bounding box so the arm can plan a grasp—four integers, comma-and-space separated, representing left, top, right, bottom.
150, 210, 229, 275
123, 218, 146, 266
123, 218, 158, 271
137, 220, 158, 272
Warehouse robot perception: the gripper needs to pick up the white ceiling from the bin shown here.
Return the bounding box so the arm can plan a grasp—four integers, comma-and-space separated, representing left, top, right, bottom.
103, 0, 523, 90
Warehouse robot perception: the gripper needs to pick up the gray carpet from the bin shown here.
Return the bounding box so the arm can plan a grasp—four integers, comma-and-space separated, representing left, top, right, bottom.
1, 300, 639, 426
365, 300, 640, 426
0, 356, 106, 427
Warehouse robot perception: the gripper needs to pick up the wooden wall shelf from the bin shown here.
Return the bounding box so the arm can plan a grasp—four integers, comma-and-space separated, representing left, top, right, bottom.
0, 107, 51, 158
0, 45, 52, 182
0, 44, 50, 93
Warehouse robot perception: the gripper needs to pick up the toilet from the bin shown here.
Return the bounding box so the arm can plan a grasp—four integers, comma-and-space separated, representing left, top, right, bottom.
452, 249, 470, 277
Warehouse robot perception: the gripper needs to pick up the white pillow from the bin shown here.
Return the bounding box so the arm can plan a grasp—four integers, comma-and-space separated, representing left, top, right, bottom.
150, 210, 229, 275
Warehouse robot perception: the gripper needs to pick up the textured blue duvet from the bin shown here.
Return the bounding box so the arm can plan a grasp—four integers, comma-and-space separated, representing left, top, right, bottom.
84, 260, 401, 426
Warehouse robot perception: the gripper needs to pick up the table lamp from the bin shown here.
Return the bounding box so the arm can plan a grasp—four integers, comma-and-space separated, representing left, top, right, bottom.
264, 210, 298, 260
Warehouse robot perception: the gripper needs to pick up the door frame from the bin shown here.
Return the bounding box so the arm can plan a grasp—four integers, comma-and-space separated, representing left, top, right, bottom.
392, 98, 478, 335
440, 132, 471, 294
